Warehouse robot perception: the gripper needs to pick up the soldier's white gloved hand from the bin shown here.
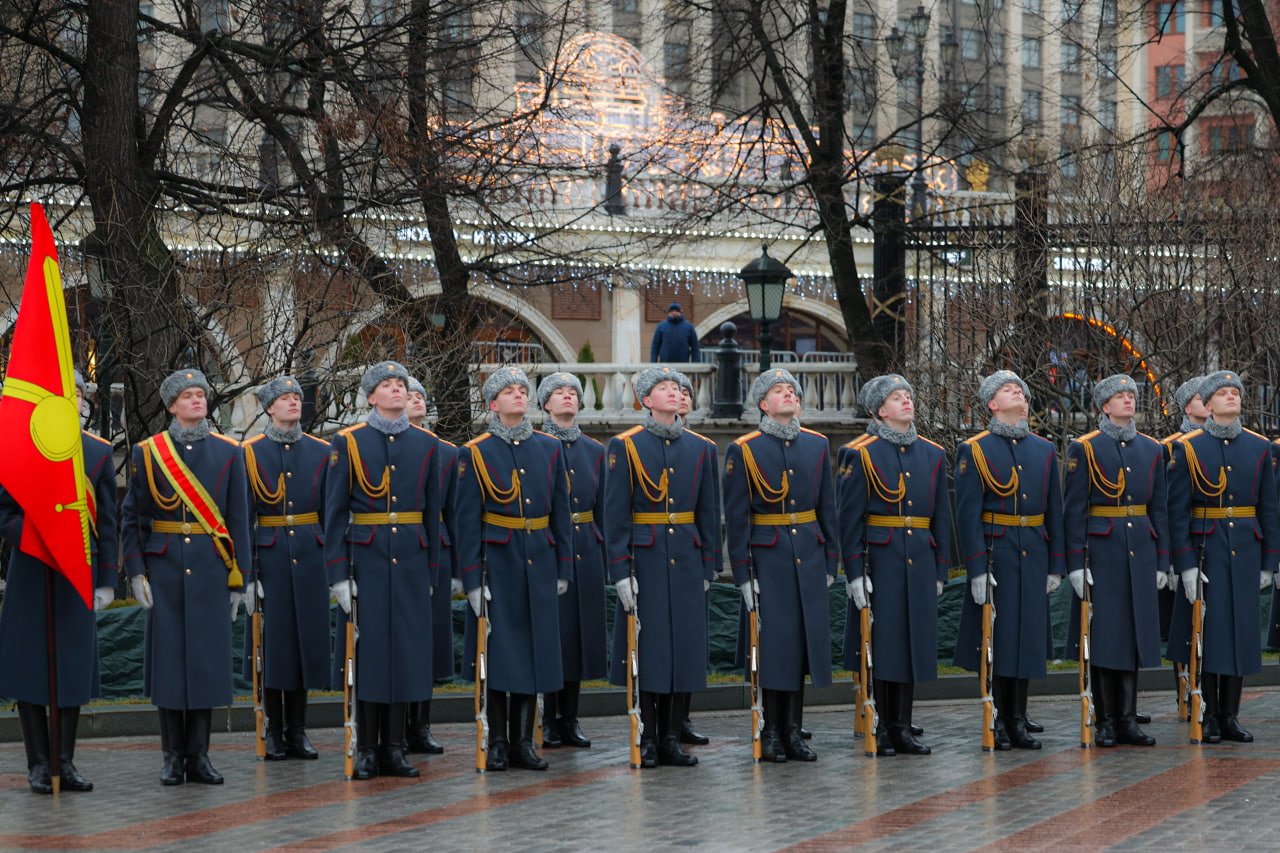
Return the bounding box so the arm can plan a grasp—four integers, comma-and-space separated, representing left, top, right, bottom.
970, 573, 995, 605
1068, 569, 1086, 599
451, 578, 464, 597
93, 586, 114, 612
130, 576, 154, 610
847, 576, 870, 610
1180, 568, 1207, 604
616, 577, 638, 612
739, 579, 759, 612
229, 591, 243, 622
467, 585, 492, 617
827, 575, 835, 588
1156, 571, 1171, 591
1274, 571, 1280, 589
1262, 571, 1274, 591
937, 580, 945, 597
1046, 574, 1062, 595
1169, 571, 1179, 592
245, 579, 263, 614
557, 579, 570, 595
703, 579, 710, 592
331, 579, 357, 615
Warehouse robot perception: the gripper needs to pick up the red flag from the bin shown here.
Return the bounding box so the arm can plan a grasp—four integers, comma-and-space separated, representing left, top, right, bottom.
0, 203, 94, 608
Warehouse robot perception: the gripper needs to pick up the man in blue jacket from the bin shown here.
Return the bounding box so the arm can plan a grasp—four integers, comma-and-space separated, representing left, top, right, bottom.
650, 303, 701, 363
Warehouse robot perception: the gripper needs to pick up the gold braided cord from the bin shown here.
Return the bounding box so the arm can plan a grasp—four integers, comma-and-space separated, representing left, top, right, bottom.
244, 444, 286, 508
346, 432, 390, 501
740, 442, 788, 503
1081, 439, 1125, 500
142, 446, 183, 512
624, 435, 668, 504
1180, 440, 1227, 499
470, 444, 521, 505
857, 446, 906, 502
969, 441, 1018, 498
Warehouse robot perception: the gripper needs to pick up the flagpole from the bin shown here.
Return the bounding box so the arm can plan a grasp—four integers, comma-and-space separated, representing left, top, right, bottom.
44, 566, 61, 795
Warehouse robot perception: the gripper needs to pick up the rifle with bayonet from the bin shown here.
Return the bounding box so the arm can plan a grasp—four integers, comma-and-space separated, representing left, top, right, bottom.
251, 544, 267, 760
859, 573, 877, 757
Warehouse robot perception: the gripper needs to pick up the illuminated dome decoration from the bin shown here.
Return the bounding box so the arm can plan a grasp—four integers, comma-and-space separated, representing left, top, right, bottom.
516, 33, 665, 129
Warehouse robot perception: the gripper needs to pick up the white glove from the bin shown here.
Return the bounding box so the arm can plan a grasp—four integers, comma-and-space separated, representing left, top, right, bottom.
1046, 574, 1062, 594
1068, 568, 1093, 599
331, 579, 357, 615
229, 591, 243, 622
1170, 571, 1180, 592
245, 579, 263, 614
1275, 571, 1280, 589
1156, 571, 1170, 591
1181, 568, 1207, 604
130, 575, 154, 609
1262, 571, 1274, 591
826, 575, 835, 588
557, 579, 570, 595
937, 580, 945, 597
467, 585, 492, 617
703, 579, 710, 592
739, 579, 759, 611
451, 578, 464, 597
616, 577, 638, 612
92, 586, 114, 612
846, 576, 871, 610
970, 573, 995, 605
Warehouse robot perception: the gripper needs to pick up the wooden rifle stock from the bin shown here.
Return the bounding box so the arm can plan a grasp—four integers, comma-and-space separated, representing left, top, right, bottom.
627, 609, 642, 768
1189, 596, 1204, 743
749, 607, 761, 762
1079, 597, 1093, 748
251, 609, 266, 759
979, 599, 995, 752
859, 604, 876, 757
475, 607, 488, 772
342, 614, 356, 779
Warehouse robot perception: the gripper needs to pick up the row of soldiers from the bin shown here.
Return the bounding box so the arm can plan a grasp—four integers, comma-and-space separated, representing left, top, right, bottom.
1, 359, 1274, 793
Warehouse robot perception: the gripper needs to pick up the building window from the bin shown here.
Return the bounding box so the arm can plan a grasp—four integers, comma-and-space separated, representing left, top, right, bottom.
1155, 131, 1179, 161
1022, 0, 1040, 14
989, 84, 1004, 114
646, 285, 694, 322
1209, 58, 1245, 86
1062, 0, 1083, 21
1154, 1, 1184, 34
1021, 89, 1042, 126
1099, 99, 1117, 130
1061, 42, 1081, 74
1155, 64, 1186, 98
1101, 0, 1117, 25
1207, 121, 1254, 152
1022, 38, 1041, 69
1060, 95, 1080, 130
551, 284, 603, 320
1060, 148, 1077, 177
1099, 46, 1117, 78
853, 12, 876, 42
961, 28, 982, 60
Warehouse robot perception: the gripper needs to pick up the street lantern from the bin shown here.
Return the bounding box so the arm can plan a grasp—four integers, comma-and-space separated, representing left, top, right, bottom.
738, 244, 791, 373
940, 29, 959, 72
910, 4, 930, 39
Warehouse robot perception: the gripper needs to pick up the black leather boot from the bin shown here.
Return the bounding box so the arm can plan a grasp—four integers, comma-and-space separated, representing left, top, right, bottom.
678, 692, 709, 745
1093, 669, 1116, 747
262, 688, 286, 760
1219, 675, 1253, 742
1201, 673, 1223, 743
1008, 679, 1041, 749
377, 702, 420, 777
782, 689, 817, 761
157, 708, 186, 785
1113, 670, 1155, 746
540, 692, 563, 748
872, 680, 895, 756
283, 690, 318, 759
556, 681, 591, 748
184, 709, 224, 784
17, 702, 52, 794
889, 683, 930, 755
796, 685, 813, 739
636, 691, 659, 768
352, 700, 379, 779
57, 706, 92, 792
758, 689, 786, 763
991, 677, 1012, 750
486, 690, 509, 771
659, 693, 698, 767
510, 693, 548, 770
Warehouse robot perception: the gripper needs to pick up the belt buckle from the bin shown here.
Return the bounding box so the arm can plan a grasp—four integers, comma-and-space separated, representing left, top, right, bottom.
1126, 506, 1135, 517
388, 511, 399, 524
524, 518, 533, 531
285, 514, 295, 525
788, 512, 798, 524
669, 512, 679, 524
572, 512, 581, 523
181, 522, 192, 535
1226, 506, 1235, 518
1019, 515, 1028, 527
904, 516, 913, 528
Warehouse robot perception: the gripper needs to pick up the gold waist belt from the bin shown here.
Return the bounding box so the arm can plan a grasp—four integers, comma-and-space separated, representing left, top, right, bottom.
752, 510, 817, 525
632, 512, 696, 525
866, 514, 931, 528
1191, 506, 1255, 519
982, 512, 1045, 527
153, 521, 207, 535
484, 512, 549, 531
351, 512, 424, 525
1088, 505, 1147, 517
571, 511, 594, 523
258, 512, 320, 527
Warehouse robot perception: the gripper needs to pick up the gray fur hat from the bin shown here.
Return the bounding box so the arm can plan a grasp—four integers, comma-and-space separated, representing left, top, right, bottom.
978, 370, 1029, 409
1173, 376, 1205, 412
634, 366, 684, 403
407, 376, 426, 398
257, 375, 302, 410
360, 360, 411, 398
859, 373, 912, 418
538, 372, 583, 409
1199, 370, 1244, 404
677, 371, 694, 396
749, 368, 803, 410
73, 369, 85, 395
160, 368, 211, 407
482, 366, 533, 406
1093, 374, 1138, 409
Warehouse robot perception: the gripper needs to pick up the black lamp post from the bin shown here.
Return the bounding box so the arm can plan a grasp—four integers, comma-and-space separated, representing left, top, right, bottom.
886, 5, 934, 220
738, 244, 791, 373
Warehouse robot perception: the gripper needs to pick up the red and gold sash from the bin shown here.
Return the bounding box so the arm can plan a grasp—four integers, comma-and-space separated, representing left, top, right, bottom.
144, 432, 243, 588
